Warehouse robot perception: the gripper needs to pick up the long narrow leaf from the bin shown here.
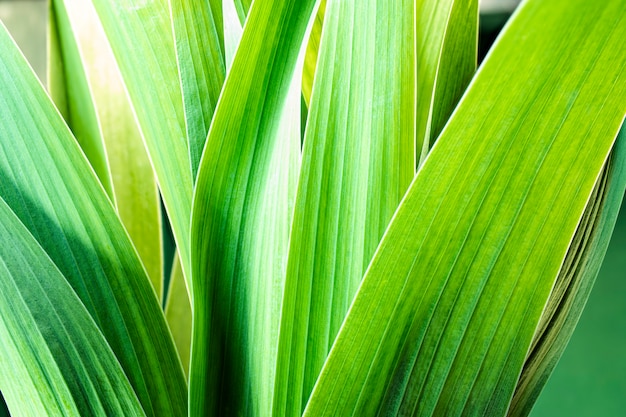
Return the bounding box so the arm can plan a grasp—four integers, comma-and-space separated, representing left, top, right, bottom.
170, 0, 225, 178
0, 198, 146, 417
189, 0, 317, 415
0, 21, 186, 417
50, 0, 163, 297
509, 125, 626, 416
233, 0, 252, 24
303, 0, 626, 414
165, 254, 192, 377
90, 0, 193, 282
301, 0, 326, 106
47, 1, 114, 199
274, 0, 416, 414
223, 0, 243, 70
416, 0, 478, 165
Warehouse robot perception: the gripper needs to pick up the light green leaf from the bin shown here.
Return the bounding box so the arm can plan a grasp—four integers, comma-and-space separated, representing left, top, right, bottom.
47, 2, 68, 122
416, 0, 478, 165
302, 0, 325, 107
0, 197, 146, 417
233, 0, 252, 24
210, 0, 224, 54
303, 0, 626, 415
0, 21, 186, 417
223, 0, 243, 70
189, 0, 316, 415
165, 254, 192, 377
47, 0, 114, 199
274, 0, 416, 414
170, 0, 225, 179
509, 125, 626, 416
50, 0, 163, 298
90, 0, 193, 283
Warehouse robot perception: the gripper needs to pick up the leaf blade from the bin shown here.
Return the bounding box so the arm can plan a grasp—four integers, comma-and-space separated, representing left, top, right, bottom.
189, 0, 316, 415
303, 0, 626, 415
170, 0, 225, 179
0, 197, 146, 417
50, 0, 164, 297
416, 0, 479, 165
47, 0, 115, 199
508, 125, 626, 416
0, 21, 186, 417
301, 0, 326, 106
165, 253, 192, 377
90, 0, 194, 282
274, 0, 416, 414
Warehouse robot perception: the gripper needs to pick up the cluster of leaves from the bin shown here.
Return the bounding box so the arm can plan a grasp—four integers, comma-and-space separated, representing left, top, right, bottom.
0, 0, 624, 416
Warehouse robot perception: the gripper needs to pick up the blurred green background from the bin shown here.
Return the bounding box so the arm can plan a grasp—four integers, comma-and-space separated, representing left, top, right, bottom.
0, 1, 623, 415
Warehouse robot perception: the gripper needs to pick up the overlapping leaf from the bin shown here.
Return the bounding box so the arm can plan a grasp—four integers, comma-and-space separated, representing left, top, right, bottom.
0, 198, 145, 417
49, 0, 163, 297
302, 0, 326, 106
170, 0, 225, 178
233, 0, 252, 24
0, 22, 186, 417
188, 0, 317, 415
509, 125, 626, 416
223, 0, 244, 69
416, 0, 478, 165
274, 0, 417, 414
90, 0, 193, 282
304, 0, 626, 415
165, 254, 192, 377
47, 1, 113, 198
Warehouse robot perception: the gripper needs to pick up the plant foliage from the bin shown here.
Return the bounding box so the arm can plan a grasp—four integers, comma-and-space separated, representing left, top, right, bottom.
0, 0, 624, 416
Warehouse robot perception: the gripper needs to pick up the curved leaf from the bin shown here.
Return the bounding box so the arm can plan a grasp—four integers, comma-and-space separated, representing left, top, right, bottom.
0, 198, 146, 417
0, 21, 186, 417
274, 0, 416, 414
165, 254, 192, 377
302, 0, 325, 106
303, 0, 626, 415
50, 0, 163, 297
416, 0, 478, 165
189, 0, 316, 415
509, 125, 626, 416
47, 0, 114, 199
233, 0, 252, 24
223, 0, 243, 70
90, 0, 193, 282
170, 0, 225, 179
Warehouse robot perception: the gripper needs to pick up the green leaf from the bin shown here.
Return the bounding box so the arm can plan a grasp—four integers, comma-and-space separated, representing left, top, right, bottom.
188, 0, 316, 415
170, 0, 225, 179
0, 21, 186, 417
233, 0, 253, 24
302, 0, 326, 106
509, 125, 626, 416
416, 0, 478, 165
274, 0, 416, 414
209, 0, 225, 54
90, 0, 193, 283
50, 0, 164, 298
303, 0, 626, 415
165, 253, 193, 377
47, 0, 114, 199
0, 197, 146, 417
223, 0, 243, 70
